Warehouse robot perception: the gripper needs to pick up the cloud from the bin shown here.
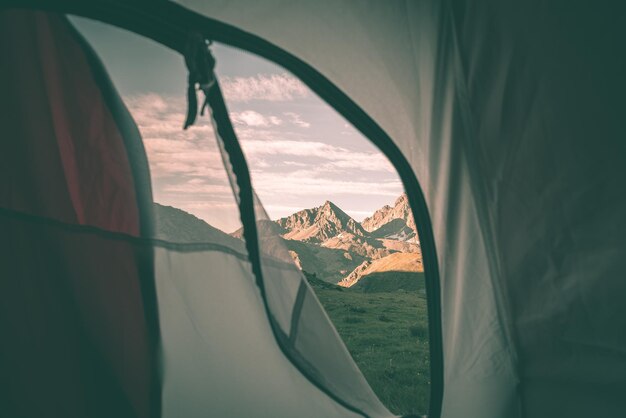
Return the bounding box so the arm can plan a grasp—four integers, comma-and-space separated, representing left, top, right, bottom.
122, 91, 402, 230
221, 73, 309, 102
283, 161, 308, 167
163, 182, 232, 195
240, 140, 395, 173
230, 110, 283, 127
284, 112, 311, 128
343, 209, 379, 219
249, 169, 403, 198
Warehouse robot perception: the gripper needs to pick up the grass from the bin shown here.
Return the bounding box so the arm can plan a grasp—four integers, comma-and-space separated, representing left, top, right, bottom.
308, 274, 430, 416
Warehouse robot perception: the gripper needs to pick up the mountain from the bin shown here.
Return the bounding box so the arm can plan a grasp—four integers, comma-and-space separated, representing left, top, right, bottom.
276, 200, 366, 243
361, 193, 417, 241
338, 252, 423, 289
224, 196, 423, 287
152, 197, 423, 290
270, 197, 423, 285
153, 203, 245, 252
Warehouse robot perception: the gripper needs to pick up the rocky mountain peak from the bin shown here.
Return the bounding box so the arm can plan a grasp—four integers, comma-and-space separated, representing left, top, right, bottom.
361, 193, 417, 239
317, 200, 351, 224
276, 207, 317, 232
277, 200, 365, 243
394, 193, 408, 207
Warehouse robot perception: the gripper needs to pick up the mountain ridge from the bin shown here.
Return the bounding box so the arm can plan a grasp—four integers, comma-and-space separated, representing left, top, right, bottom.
272, 196, 422, 288
276, 200, 366, 243
153, 203, 245, 252
157, 194, 422, 290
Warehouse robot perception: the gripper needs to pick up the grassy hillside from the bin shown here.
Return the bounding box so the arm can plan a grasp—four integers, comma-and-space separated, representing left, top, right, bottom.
353, 271, 426, 293
308, 273, 430, 416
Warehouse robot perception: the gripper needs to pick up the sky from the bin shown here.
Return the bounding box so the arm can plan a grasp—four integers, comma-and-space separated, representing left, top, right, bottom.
72, 17, 404, 233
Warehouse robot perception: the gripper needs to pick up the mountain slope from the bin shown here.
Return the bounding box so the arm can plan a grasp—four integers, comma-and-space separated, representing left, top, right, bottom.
153, 203, 245, 251
338, 252, 423, 288
230, 219, 286, 239
284, 239, 366, 283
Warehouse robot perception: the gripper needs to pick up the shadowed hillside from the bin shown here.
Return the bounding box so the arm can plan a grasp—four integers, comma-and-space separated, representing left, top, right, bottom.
153, 203, 245, 252
351, 271, 426, 293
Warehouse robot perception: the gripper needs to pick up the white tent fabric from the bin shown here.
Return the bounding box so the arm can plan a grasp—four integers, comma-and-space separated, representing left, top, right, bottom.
173, 1, 626, 417
154, 248, 366, 418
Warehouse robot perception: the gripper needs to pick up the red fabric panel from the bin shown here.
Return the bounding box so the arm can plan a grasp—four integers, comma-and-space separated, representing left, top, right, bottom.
0, 11, 154, 418
0, 11, 140, 236
0, 213, 153, 418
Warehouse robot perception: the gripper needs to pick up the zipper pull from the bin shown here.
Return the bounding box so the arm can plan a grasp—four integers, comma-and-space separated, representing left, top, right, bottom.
183, 32, 216, 129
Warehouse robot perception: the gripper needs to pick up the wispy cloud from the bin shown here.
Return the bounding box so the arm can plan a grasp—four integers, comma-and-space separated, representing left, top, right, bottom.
284, 112, 311, 128
240, 140, 395, 173
163, 181, 232, 195
221, 73, 309, 102
250, 169, 402, 198
230, 110, 282, 127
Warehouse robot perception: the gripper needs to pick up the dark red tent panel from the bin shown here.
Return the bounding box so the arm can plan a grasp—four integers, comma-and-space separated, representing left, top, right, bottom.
0, 11, 157, 418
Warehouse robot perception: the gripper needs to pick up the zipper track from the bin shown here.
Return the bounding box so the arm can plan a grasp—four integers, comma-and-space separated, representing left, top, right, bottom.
2, 2, 444, 417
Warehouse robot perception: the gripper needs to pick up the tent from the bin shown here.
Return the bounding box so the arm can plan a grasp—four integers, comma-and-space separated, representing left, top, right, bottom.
1, 2, 625, 418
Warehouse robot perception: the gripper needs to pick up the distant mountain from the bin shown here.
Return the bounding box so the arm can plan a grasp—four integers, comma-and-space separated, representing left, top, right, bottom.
276, 200, 366, 243
268, 196, 424, 285
224, 196, 424, 287
153, 203, 245, 252
361, 193, 417, 242
338, 252, 423, 288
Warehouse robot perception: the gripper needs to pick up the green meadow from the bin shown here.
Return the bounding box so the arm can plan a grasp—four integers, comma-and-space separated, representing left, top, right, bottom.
308, 273, 430, 416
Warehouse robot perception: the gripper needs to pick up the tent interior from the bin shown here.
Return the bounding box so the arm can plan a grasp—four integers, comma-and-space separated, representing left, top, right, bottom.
1, 2, 625, 418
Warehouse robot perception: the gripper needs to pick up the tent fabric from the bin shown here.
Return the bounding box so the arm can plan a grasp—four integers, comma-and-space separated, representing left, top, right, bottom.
0, 10, 141, 234
172, 1, 626, 417
154, 247, 365, 418
0, 11, 156, 418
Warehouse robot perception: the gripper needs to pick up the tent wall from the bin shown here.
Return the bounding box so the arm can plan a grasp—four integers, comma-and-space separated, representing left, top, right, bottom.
452, 2, 626, 416
0, 11, 156, 418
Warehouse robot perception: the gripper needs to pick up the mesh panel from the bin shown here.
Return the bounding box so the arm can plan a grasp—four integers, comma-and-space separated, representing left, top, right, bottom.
207, 78, 392, 416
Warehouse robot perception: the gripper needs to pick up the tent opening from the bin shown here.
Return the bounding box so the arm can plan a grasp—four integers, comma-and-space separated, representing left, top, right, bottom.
212, 46, 432, 416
